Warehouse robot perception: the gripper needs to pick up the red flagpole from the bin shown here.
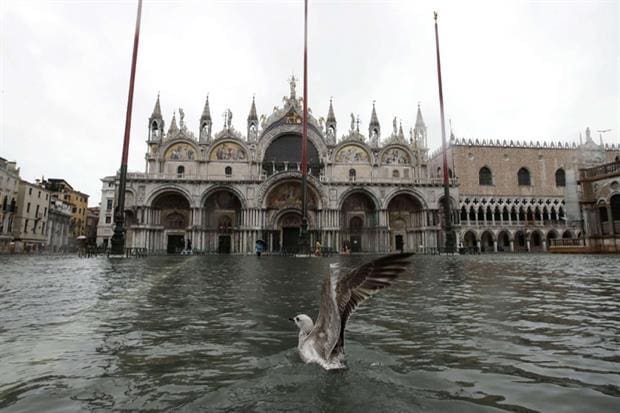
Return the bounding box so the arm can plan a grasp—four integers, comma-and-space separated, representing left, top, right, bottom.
111, 0, 142, 256
302, 0, 308, 178
300, 0, 309, 252
434, 11, 455, 253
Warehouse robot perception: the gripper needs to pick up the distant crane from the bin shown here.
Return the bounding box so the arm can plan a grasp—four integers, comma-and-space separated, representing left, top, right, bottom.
596, 129, 612, 143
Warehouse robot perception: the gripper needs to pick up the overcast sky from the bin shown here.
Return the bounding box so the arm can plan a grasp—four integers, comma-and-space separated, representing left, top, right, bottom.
1, 0, 618, 206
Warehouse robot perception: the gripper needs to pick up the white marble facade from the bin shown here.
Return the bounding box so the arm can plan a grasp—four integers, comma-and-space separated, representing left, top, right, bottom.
97, 80, 456, 253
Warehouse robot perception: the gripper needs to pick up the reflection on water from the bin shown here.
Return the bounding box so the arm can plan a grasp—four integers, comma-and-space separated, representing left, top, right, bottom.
0, 254, 619, 412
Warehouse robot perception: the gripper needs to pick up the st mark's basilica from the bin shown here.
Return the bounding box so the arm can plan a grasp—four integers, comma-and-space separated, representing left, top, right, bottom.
97, 78, 453, 254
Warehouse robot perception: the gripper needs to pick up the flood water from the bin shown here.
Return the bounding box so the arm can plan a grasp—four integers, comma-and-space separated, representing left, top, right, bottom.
0, 253, 619, 412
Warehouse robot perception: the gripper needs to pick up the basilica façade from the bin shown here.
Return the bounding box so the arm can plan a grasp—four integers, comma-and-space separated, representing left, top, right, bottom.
97, 78, 456, 254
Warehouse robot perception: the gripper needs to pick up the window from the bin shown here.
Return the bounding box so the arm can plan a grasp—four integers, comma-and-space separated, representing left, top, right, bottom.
479, 167, 492, 186
42, 223, 45, 234
177, 165, 185, 178
107, 199, 113, 210
46, 194, 48, 200
349, 169, 356, 181
27, 202, 31, 213
35, 205, 39, 217
44, 207, 47, 216
392, 170, 400, 178
24, 219, 28, 232
29, 188, 32, 195
105, 216, 111, 224
518, 167, 531, 186
38, 191, 41, 198
555, 168, 566, 187
225, 166, 232, 176
612, 195, 620, 221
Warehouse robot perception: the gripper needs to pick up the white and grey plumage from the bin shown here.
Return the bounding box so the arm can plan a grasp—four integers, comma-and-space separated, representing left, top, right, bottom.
290, 253, 413, 370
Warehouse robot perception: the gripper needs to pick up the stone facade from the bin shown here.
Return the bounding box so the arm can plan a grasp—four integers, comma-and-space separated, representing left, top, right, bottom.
578, 160, 620, 252
428, 129, 620, 252
13, 180, 51, 253
97, 80, 457, 254
44, 179, 89, 239
47, 197, 73, 252
0, 158, 20, 252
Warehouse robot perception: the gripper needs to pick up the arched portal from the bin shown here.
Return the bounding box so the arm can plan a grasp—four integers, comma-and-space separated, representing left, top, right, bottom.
387, 193, 424, 252
152, 191, 191, 254
463, 231, 477, 249
203, 189, 242, 253
530, 230, 544, 252
546, 229, 558, 248
497, 230, 511, 252
515, 230, 527, 252
264, 179, 319, 253
340, 191, 377, 252
480, 230, 494, 253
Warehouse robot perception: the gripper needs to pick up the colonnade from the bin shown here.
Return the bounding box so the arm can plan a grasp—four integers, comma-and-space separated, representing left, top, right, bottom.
125, 205, 443, 254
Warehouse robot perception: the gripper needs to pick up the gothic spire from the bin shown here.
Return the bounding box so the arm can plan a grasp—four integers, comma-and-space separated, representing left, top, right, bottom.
247, 95, 258, 121
369, 101, 380, 128
148, 93, 164, 141
325, 97, 337, 144
327, 97, 336, 122
200, 94, 211, 121
168, 111, 179, 136
413, 103, 427, 147
368, 100, 380, 145
415, 103, 426, 128
151, 93, 162, 119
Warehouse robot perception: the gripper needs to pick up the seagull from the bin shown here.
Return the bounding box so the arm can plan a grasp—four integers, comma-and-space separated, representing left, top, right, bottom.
289, 253, 413, 370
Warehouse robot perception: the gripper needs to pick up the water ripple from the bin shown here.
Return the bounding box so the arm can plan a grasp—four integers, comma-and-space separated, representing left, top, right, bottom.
0, 254, 619, 412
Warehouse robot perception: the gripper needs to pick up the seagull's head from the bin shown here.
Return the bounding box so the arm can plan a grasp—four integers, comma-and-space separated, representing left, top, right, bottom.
289, 314, 314, 334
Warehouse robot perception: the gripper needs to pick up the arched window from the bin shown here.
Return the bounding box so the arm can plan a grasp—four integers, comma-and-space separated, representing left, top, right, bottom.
165, 212, 185, 229
479, 167, 492, 186
517, 167, 531, 186
349, 216, 363, 230
349, 168, 356, 181
555, 168, 566, 187
177, 165, 185, 178
225, 166, 232, 176
392, 170, 400, 178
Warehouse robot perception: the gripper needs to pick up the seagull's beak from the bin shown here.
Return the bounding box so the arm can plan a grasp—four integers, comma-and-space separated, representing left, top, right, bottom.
288, 317, 295, 322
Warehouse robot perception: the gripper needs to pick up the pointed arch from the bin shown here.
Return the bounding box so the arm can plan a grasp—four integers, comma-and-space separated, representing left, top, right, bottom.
479, 166, 493, 186
555, 168, 566, 187
518, 167, 531, 186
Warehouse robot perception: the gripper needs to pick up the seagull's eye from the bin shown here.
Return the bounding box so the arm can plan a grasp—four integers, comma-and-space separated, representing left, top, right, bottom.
295, 317, 299, 322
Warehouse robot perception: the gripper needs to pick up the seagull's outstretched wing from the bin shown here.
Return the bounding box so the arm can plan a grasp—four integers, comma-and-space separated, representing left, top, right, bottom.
308, 253, 414, 360
332, 253, 413, 356
306, 264, 342, 360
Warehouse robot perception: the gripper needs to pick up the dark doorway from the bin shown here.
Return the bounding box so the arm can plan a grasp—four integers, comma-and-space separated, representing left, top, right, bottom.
282, 227, 299, 254
218, 235, 231, 254
395, 234, 404, 252
351, 235, 362, 252
167, 235, 184, 254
